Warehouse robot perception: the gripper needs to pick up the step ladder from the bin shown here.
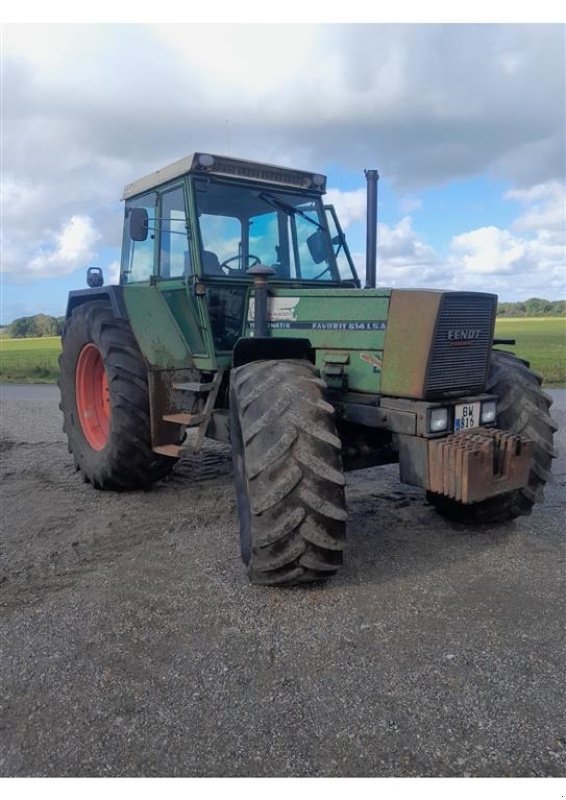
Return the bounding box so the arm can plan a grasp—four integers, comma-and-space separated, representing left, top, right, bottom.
154, 369, 225, 458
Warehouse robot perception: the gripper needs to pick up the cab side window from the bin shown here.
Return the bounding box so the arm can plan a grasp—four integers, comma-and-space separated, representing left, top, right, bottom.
159, 187, 191, 279
121, 192, 157, 283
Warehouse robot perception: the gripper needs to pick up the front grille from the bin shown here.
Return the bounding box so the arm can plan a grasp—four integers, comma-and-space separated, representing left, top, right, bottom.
425, 293, 496, 397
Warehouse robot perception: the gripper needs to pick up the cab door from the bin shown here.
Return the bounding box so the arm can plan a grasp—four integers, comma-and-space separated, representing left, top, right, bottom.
154, 184, 214, 368
121, 183, 216, 372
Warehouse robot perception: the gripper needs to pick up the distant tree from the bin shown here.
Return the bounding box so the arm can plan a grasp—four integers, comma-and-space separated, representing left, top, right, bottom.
34, 314, 60, 337
524, 298, 546, 315
7, 314, 62, 338
7, 317, 33, 337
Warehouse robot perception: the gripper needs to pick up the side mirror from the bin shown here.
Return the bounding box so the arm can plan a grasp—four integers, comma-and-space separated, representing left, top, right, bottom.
306, 229, 327, 264
129, 207, 149, 241
86, 267, 104, 288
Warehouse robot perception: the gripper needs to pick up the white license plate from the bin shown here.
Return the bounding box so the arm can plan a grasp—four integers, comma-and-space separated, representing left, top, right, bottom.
454, 402, 481, 432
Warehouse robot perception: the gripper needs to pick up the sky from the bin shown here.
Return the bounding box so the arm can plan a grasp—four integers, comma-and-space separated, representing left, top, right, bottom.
1, 17, 565, 324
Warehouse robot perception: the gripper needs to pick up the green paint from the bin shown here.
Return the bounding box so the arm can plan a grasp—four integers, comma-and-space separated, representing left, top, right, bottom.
123, 281, 391, 393
122, 282, 219, 371
247, 287, 391, 393
122, 285, 196, 369
160, 285, 207, 355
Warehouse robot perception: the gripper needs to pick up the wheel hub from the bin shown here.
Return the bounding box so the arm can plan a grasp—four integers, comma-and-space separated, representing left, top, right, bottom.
75, 343, 110, 450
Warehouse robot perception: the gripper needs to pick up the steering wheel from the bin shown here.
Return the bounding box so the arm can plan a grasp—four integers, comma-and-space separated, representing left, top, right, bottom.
312, 264, 332, 280
220, 254, 261, 274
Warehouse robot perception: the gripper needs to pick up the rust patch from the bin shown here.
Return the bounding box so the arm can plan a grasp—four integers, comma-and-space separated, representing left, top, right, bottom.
360, 352, 383, 368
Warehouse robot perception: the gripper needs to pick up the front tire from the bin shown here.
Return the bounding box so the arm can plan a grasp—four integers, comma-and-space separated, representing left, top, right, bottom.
427, 350, 557, 523
230, 359, 346, 586
59, 301, 181, 490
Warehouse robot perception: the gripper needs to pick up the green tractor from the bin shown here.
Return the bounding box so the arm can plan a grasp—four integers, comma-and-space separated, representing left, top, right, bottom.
59, 153, 556, 585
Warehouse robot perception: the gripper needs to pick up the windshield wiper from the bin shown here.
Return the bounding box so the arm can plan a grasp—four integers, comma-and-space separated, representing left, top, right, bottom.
259, 192, 326, 231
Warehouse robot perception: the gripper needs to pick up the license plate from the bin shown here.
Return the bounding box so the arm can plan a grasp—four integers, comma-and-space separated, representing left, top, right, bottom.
454, 402, 481, 432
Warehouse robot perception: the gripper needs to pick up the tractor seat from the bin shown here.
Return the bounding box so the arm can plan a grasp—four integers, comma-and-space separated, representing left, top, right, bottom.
202, 250, 224, 276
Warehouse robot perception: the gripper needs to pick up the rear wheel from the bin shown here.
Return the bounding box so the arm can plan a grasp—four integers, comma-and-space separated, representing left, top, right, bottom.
59, 301, 181, 490
230, 359, 346, 586
427, 350, 556, 523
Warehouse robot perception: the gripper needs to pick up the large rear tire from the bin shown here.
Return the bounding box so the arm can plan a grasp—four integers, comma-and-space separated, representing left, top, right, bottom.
230, 359, 346, 586
59, 301, 181, 490
427, 350, 556, 524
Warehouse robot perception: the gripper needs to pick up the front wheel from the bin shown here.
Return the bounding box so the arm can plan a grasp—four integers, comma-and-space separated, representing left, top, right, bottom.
59, 301, 181, 490
230, 359, 346, 585
427, 350, 557, 524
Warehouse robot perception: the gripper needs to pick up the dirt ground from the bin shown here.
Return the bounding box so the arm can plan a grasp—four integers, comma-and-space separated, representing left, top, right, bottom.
1, 384, 565, 777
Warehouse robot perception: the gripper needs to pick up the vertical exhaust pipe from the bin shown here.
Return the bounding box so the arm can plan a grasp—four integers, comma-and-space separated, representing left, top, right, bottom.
365, 169, 379, 289
247, 264, 276, 337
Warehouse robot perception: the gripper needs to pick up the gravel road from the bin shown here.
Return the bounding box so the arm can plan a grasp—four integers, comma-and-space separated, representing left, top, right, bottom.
1, 384, 565, 777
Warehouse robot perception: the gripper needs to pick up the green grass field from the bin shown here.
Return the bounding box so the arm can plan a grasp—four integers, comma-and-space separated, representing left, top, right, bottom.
494, 317, 566, 386
0, 317, 564, 385
0, 336, 62, 383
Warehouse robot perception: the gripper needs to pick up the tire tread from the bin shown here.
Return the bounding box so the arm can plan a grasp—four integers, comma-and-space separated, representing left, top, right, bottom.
230, 359, 346, 586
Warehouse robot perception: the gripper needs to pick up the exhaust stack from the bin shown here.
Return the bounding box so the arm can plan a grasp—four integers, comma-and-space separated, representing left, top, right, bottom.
364, 169, 379, 289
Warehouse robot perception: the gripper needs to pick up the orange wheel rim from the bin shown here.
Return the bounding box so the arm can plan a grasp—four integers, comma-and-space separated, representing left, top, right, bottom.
76, 343, 110, 450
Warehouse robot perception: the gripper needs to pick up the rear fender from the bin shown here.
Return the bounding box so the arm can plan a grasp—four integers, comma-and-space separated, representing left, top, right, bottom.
65, 287, 128, 320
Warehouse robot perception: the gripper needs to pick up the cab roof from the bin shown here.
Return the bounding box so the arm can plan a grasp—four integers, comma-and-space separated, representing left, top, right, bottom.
121, 152, 327, 200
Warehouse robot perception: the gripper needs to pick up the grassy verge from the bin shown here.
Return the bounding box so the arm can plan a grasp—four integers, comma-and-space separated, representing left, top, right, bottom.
0, 336, 62, 383
494, 317, 566, 386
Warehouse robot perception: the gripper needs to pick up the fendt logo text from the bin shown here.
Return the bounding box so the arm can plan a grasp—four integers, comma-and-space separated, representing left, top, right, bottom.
447, 329, 482, 341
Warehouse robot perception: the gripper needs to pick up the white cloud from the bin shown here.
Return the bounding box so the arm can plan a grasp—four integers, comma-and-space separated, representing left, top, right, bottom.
1, 24, 564, 303
325, 187, 367, 228
448, 229, 564, 293
6, 216, 101, 279
4, 24, 564, 185
505, 180, 566, 233
2, 177, 43, 218
153, 25, 317, 95
106, 260, 121, 285
352, 181, 565, 299
450, 226, 528, 275
1, 25, 86, 71
378, 216, 437, 267
348, 216, 443, 288
444, 180, 565, 295
328, 171, 564, 299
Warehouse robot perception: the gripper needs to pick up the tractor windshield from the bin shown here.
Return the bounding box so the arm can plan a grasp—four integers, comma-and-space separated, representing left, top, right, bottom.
193, 178, 357, 283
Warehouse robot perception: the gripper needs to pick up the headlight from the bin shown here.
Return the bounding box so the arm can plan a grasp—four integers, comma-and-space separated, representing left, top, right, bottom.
481, 400, 497, 424
429, 407, 449, 432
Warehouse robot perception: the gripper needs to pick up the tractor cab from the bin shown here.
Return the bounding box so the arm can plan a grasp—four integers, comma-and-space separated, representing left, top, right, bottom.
121, 152, 359, 287
117, 152, 361, 363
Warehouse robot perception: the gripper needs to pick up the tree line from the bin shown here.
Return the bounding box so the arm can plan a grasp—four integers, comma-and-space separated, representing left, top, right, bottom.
497, 298, 565, 317
2, 298, 565, 338
3, 314, 66, 339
